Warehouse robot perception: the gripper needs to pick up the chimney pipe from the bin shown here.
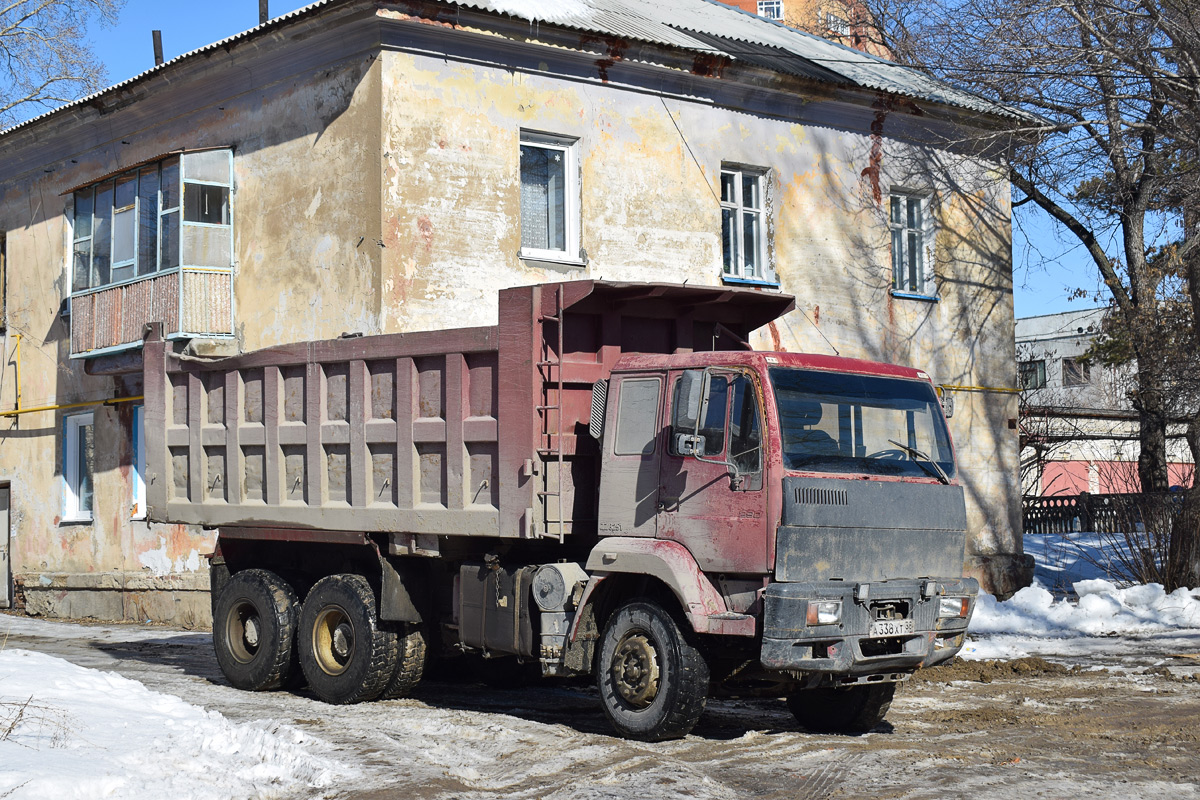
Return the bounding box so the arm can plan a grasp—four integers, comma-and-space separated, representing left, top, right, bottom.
152, 30, 163, 66
259, 0, 268, 24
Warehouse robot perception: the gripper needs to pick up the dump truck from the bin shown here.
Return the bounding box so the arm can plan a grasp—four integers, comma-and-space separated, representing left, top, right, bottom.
143, 280, 977, 741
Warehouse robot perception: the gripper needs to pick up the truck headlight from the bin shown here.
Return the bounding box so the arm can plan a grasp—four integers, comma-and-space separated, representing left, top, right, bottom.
806, 600, 841, 626
938, 596, 970, 618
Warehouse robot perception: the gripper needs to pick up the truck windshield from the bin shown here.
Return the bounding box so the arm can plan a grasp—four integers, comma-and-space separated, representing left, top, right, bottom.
768, 368, 956, 480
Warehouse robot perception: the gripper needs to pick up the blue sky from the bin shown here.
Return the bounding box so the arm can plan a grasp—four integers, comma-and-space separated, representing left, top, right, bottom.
85, 0, 1101, 320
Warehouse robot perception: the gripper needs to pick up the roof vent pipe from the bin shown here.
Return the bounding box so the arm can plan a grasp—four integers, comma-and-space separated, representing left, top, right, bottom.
152, 30, 163, 66
259, 0, 268, 24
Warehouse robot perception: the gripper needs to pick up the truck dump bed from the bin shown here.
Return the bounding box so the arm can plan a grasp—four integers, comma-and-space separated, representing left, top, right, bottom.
143, 281, 793, 538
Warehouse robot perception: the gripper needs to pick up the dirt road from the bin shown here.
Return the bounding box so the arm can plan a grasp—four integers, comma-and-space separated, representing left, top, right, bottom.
3, 612, 1198, 799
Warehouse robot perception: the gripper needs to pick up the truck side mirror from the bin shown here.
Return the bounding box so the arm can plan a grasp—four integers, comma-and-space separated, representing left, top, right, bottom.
674, 370, 704, 431
937, 385, 955, 419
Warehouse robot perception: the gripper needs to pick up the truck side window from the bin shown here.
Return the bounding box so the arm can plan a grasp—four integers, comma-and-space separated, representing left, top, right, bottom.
698, 375, 728, 456
614, 378, 661, 456
729, 375, 762, 474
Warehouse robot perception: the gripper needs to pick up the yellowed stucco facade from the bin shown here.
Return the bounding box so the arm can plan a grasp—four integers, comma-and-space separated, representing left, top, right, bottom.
0, 0, 1028, 624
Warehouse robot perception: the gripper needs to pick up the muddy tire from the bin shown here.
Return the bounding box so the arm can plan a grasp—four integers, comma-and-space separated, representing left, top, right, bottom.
597, 600, 709, 741
380, 625, 427, 699
787, 683, 896, 733
213, 569, 300, 691
299, 574, 398, 704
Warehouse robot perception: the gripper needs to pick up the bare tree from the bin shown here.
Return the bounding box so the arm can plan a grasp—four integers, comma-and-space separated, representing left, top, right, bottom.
856, 0, 1190, 496
0, 0, 125, 128
844, 0, 1200, 586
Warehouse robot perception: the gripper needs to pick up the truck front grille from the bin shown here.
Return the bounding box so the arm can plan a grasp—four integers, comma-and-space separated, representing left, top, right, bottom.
794, 486, 849, 506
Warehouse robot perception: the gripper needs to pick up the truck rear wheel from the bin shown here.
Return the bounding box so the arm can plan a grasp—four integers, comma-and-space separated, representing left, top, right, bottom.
380, 625, 427, 699
597, 600, 709, 741
299, 574, 398, 704
213, 569, 300, 691
787, 683, 896, 733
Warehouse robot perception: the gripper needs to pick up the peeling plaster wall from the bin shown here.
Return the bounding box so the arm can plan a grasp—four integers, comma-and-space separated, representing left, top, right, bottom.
0, 11, 383, 623
0, 4, 1027, 625
371, 46, 1024, 591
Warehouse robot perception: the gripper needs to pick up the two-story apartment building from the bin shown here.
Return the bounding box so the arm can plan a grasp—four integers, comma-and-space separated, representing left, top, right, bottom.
1017, 308, 1194, 495
0, 0, 1031, 623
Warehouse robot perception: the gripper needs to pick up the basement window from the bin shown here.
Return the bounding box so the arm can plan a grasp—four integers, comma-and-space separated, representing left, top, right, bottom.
70, 149, 232, 294
519, 132, 581, 264
63, 412, 95, 523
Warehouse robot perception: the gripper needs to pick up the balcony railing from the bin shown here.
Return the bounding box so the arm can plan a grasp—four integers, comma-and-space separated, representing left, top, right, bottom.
70, 268, 233, 357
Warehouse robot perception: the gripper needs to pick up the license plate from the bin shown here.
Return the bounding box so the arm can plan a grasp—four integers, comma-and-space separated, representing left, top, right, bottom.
869, 619, 915, 637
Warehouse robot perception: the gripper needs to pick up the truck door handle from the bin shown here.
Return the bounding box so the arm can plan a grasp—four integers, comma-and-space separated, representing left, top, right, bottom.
658, 496, 680, 512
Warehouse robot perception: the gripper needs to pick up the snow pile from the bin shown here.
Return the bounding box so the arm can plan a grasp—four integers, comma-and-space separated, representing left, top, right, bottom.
0, 650, 346, 800
964, 580, 1200, 661
973, 580, 1200, 637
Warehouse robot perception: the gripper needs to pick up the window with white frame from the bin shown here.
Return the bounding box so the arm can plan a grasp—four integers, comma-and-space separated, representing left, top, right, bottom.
721, 167, 770, 282
825, 12, 850, 35
890, 191, 930, 295
132, 405, 146, 519
519, 132, 580, 262
63, 413, 94, 522
758, 0, 784, 20
71, 149, 232, 294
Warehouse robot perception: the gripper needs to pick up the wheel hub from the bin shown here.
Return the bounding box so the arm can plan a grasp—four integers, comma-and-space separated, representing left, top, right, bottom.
332, 623, 352, 660
225, 601, 261, 664
612, 633, 660, 708
312, 606, 354, 676
243, 617, 260, 648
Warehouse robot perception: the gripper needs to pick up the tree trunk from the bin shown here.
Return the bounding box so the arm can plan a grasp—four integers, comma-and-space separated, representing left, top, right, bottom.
1133, 365, 1171, 493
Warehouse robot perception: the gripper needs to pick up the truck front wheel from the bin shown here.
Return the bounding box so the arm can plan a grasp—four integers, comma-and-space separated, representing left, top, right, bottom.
597, 600, 709, 741
787, 683, 896, 733
299, 574, 399, 704
213, 569, 300, 691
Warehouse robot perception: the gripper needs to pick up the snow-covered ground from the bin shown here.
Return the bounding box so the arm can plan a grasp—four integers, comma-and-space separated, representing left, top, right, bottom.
965, 578, 1200, 660
3, 533, 1200, 799
0, 648, 346, 800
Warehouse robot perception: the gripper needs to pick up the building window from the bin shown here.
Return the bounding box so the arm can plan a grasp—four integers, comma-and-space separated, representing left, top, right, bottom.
757, 0, 784, 20
64, 413, 94, 522
891, 191, 929, 295
721, 167, 771, 283
825, 12, 850, 35
519, 132, 580, 262
132, 405, 146, 520
71, 149, 232, 294
1062, 358, 1091, 387
1019, 360, 1047, 390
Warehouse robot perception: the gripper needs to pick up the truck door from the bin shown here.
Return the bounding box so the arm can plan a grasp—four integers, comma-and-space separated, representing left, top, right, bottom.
658, 371, 768, 573
596, 374, 664, 537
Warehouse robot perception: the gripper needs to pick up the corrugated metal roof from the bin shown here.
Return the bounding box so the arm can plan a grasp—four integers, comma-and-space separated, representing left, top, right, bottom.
466, 0, 1024, 119
0, 0, 1023, 138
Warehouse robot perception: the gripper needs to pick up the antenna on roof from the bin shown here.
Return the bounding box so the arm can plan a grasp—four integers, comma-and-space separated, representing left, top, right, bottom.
259, 0, 269, 24
152, 30, 164, 66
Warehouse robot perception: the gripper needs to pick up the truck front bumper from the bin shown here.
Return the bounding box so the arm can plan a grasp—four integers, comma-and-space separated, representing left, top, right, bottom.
760, 577, 978, 679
